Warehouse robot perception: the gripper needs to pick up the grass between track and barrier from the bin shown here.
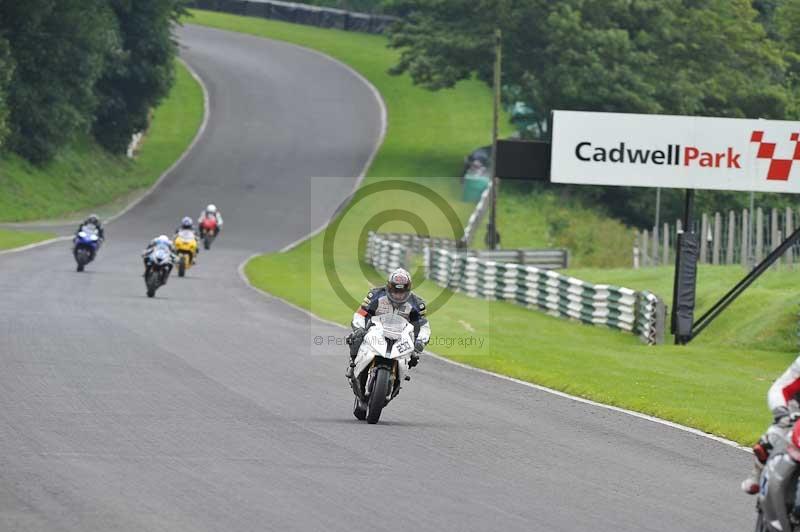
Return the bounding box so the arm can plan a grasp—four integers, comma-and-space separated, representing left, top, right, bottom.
193, 9, 795, 445
478, 187, 637, 268
0, 59, 204, 248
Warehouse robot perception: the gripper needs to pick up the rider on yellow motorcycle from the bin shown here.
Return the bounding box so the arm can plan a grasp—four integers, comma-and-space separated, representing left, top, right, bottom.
173, 217, 199, 277
173, 217, 198, 263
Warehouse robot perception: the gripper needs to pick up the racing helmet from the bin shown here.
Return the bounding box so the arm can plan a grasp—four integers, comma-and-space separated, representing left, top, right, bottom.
155, 235, 171, 246
386, 268, 412, 305
206, 204, 217, 215
86, 214, 99, 226
181, 216, 193, 229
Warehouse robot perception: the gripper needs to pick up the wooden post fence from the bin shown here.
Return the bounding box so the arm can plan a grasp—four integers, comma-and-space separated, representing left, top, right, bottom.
756, 208, 764, 264
635, 207, 800, 268
787, 207, 795, 268
727, 210, 735, 265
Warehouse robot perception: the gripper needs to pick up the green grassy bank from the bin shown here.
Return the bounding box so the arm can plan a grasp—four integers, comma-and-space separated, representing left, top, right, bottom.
0, 228, 54, 250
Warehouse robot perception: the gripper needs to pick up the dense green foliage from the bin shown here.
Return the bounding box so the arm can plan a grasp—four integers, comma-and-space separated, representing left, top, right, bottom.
0, 1, 185, 163
0, 0, 118, 162
0, 36, 12, 148
388, 0, 791, 124
94, 0, 186, 154
385, 0, 800, 227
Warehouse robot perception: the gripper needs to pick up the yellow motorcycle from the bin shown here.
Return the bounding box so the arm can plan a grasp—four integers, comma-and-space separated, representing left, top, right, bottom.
173, 229, 198, 277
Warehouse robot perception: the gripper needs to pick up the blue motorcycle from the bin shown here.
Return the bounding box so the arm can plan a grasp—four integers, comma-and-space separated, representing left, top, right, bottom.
73, 225, 101, 272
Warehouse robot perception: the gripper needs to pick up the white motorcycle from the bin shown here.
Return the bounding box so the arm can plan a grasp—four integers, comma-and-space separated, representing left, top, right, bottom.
348, 313, 415, 424
144, 246, 173, 298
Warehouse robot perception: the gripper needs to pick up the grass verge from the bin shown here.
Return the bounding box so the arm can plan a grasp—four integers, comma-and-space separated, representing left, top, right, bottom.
0, 59, 203, 223
195, 10, 792, 444
418, 264, 796, 444
0, 228, 55, 250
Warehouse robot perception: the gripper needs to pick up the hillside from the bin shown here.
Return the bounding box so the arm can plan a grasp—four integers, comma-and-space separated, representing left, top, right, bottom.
479, 184, 637, 268
0, 60, 203, 224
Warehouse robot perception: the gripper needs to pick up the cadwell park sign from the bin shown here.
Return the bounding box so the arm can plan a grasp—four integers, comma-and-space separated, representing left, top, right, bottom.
550, 110, 800, 193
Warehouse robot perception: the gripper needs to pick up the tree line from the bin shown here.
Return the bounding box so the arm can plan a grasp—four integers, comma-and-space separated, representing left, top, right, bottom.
0, 0, 186, 164
384, 0, 800, 227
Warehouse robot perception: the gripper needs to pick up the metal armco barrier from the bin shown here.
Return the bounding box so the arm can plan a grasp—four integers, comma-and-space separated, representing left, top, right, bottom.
364, 232, 665, 345
191, 0, 398, 34
469, 249, 568, 269
366, 232, 458, 255
367, 232, 568, 269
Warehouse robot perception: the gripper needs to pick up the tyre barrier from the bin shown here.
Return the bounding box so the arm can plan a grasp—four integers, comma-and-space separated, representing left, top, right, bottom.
191, 0, 398, 34
365, 232, 665, 345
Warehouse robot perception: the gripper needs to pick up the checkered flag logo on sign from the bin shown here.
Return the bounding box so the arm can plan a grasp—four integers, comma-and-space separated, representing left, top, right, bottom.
750, 130, 800, 181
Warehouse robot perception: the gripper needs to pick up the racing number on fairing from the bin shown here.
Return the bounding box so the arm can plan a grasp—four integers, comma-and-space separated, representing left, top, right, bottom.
397, 341, 411, 354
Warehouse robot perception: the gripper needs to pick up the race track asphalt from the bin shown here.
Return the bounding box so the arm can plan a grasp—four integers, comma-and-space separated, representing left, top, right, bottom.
0, 24, 754, 531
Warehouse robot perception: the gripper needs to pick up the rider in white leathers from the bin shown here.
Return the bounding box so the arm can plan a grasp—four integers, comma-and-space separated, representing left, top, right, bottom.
742, 356, 800, 494
141, 235, 176, 282
346, 268, 430, 378
198, 204, 223, 237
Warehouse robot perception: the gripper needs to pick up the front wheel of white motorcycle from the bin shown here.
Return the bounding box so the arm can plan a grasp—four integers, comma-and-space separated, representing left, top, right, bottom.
366, 367, 390, 424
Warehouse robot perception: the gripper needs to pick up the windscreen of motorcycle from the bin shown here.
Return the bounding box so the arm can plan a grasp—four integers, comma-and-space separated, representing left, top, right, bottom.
177, 230, 195, 242
373, 314, 409, 340
153, 248, 170, 263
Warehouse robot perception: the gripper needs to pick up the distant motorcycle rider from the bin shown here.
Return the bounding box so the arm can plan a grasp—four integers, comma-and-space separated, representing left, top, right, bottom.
198, 204, 223, 237
345, 268, 430, 379
141, 235, 175, 282
742, 355, 800, 499
75, 214, 104, 242
174, 216, 199, 263
175, 216, 196, 236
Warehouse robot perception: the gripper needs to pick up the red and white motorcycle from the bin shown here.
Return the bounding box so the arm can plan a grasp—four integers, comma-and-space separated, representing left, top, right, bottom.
348, 313, 415, 424
199, 217, 218, 250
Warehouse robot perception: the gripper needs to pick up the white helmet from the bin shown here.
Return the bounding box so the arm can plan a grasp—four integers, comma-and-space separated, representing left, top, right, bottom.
386, 268, 412, 305
206, 204, 217, 214
155, 235, 170, 246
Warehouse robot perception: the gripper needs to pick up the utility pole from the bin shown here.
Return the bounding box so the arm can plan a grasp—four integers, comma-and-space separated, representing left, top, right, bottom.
488, 28, 502, 250
655, 188, 661, 230
749, 190, 755, 269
